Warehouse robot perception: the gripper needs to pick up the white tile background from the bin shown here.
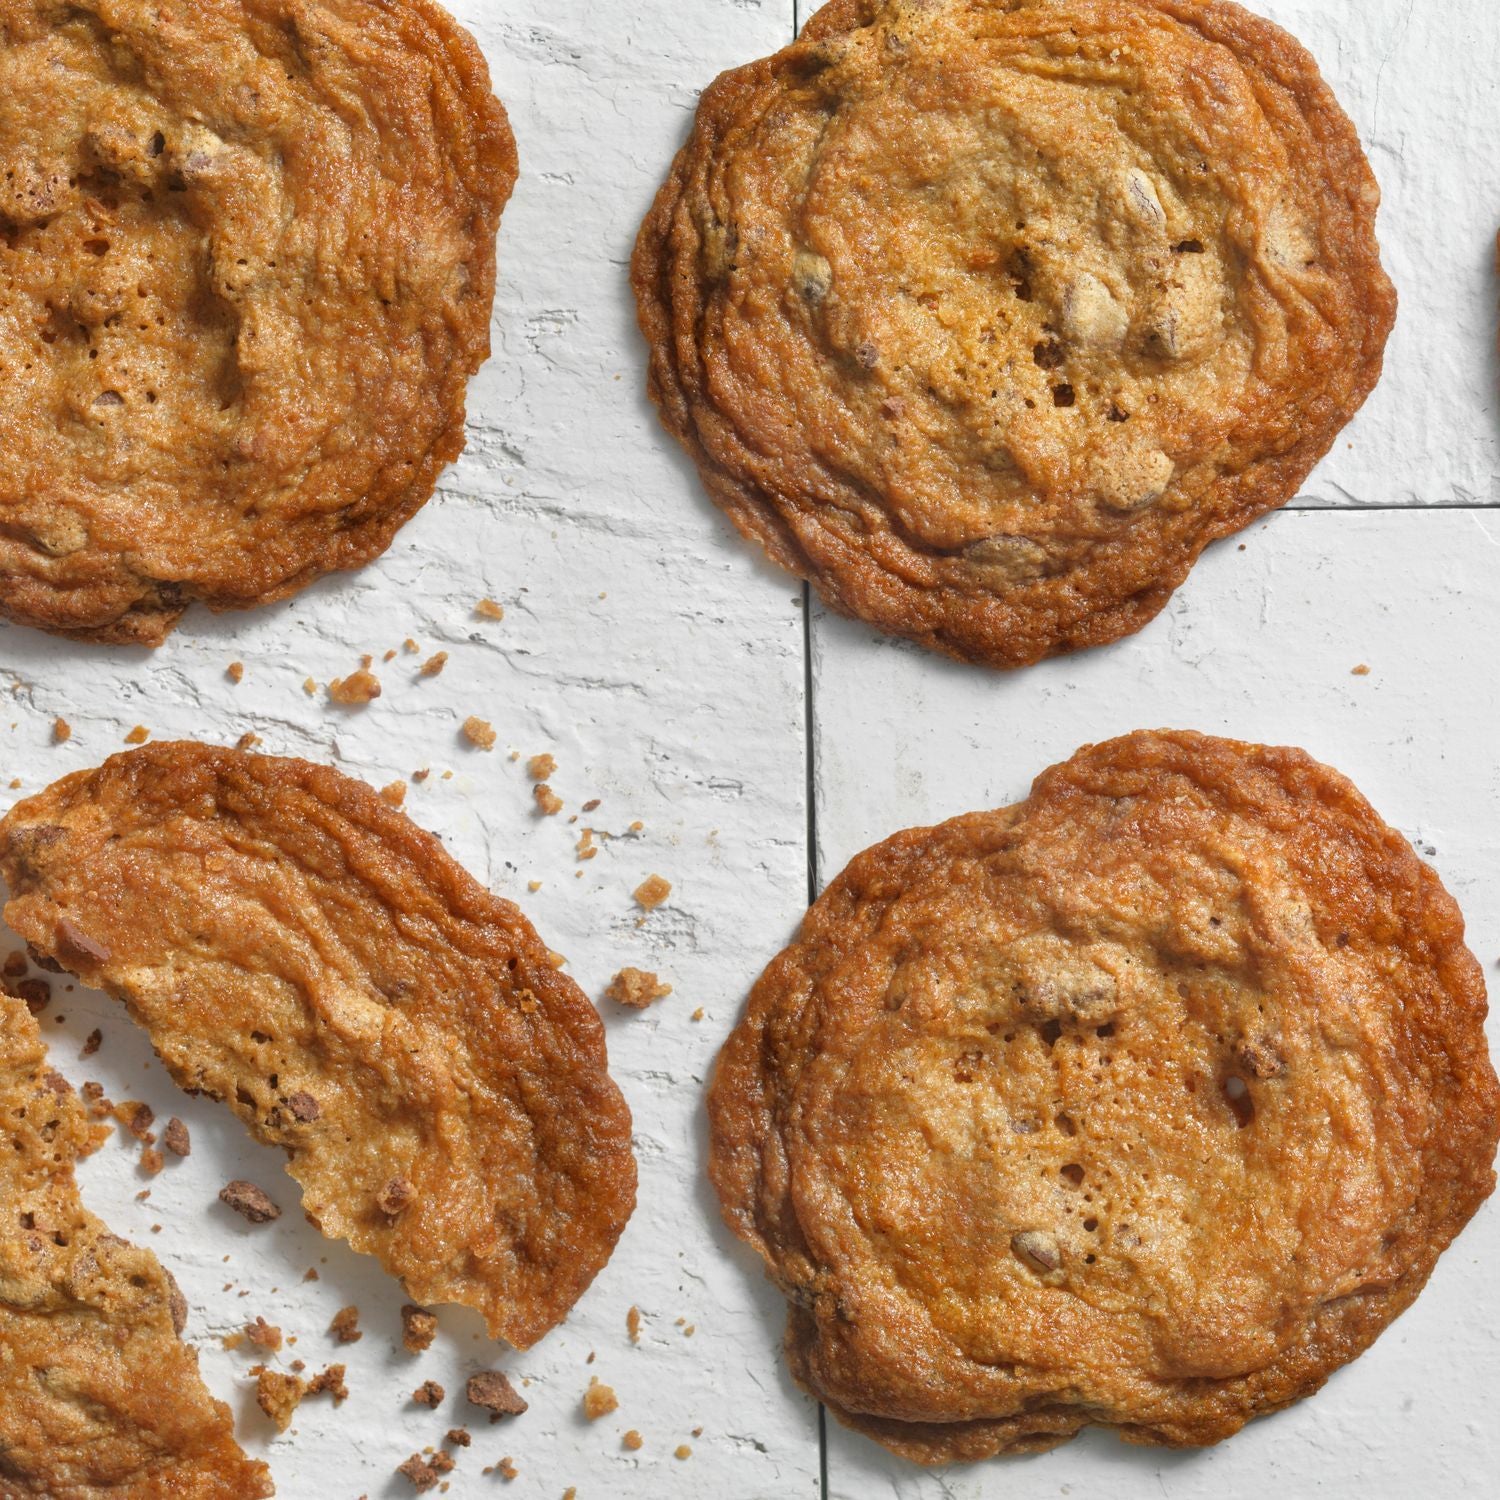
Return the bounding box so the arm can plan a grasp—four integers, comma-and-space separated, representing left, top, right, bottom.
1, 2, 1496, 1497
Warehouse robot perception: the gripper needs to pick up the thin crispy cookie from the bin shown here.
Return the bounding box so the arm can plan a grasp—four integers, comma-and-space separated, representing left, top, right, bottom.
709, 730, 1498, 1462
633, 0, 1395, 667
0, 991, 272, 1498
0, 0, 517, 644
0, 743, 637, 1349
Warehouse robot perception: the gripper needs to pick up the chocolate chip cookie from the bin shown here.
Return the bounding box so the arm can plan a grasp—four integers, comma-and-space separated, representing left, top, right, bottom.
635, 0, 1395, 667
0, 0, 517, 643
709, 731, 1497, 1461
0, 743, 636, 1348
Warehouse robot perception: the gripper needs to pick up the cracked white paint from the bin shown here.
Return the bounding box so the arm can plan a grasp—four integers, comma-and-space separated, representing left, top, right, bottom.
1, 1, 1497, 1497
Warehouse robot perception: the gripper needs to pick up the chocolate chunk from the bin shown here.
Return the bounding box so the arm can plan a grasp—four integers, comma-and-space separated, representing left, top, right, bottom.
162, 1117, 191, 1156
219, 1180, 281, 1224
467, 1370, 527, 1420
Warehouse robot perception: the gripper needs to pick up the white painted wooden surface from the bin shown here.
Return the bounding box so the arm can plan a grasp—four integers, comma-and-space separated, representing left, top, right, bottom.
1, 2, 1496, 1498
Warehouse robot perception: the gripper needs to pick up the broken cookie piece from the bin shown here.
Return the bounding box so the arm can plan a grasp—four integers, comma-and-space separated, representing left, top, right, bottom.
0, 742, 637, 1349
0, 993, 271, 1495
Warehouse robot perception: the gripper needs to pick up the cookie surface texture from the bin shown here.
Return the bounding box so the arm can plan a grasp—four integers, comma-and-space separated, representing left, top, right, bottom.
0, 991, 273, 1499
708, 730, 1498, 1462
0, 0, 517, 644
0, 743, 636, 1349
633, 0, 1395, 667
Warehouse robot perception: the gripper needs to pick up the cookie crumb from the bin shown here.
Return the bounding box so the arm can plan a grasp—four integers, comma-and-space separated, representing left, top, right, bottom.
380, 780, 407, 808
124, 726, 150, 744
466, 1370, 527, 1420
117, 1100, 154, 1140
328, 669, 382, 705
581, 798, 601, 813
220, 1179, 281, 1224
236, 732, 262, 751
52, 718, 71, 744
404, 638, 420, 654
246, 1317, 282, 1352
691, 1007, 705, 1022
412, 1379, 445, 1408
576, 828, 598, 862
627, 1305, 641, 1343
462, 716, 496, 750
582, 1376, 618, 1421
445, 1428, 471, 1448
496, 1457, 518, 1480
227, 662, 245, 684
396, 1454, 440, 1492
604, 969, 672, 1009
401, 1304, 438, 1353
307, 1364, 348, 1404
533, 783, 563, 816
421, 651, 449, 678
623, 1430, 643, 1451
1351, 663, 1371, 676
527, 880, 542, 893
526, 753, 556, 781
475, 599, 504, 620
674, 1444, 692, 1460
413, 767, 431, 782
255, 1369, 306, 1432
162, 1117, 190, 1157
633, 875, 671, 911
139, 1146, 164, 1176
304, 1267, 319, 1282
303, 677, 317, 696
329, 1305, 363, 1344
81, 1027, 102, 1057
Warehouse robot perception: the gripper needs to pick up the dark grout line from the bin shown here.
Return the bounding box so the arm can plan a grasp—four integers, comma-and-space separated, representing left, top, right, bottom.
819, 1402, 831, 1499
1283, 501, 1500, 512
794, 1, 823, 1491
803, 581, 820, 909
792, 4, 831, 1483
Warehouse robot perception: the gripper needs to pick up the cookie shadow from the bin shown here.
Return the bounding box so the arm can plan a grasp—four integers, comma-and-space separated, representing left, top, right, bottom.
685, 1041, 824, 1430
